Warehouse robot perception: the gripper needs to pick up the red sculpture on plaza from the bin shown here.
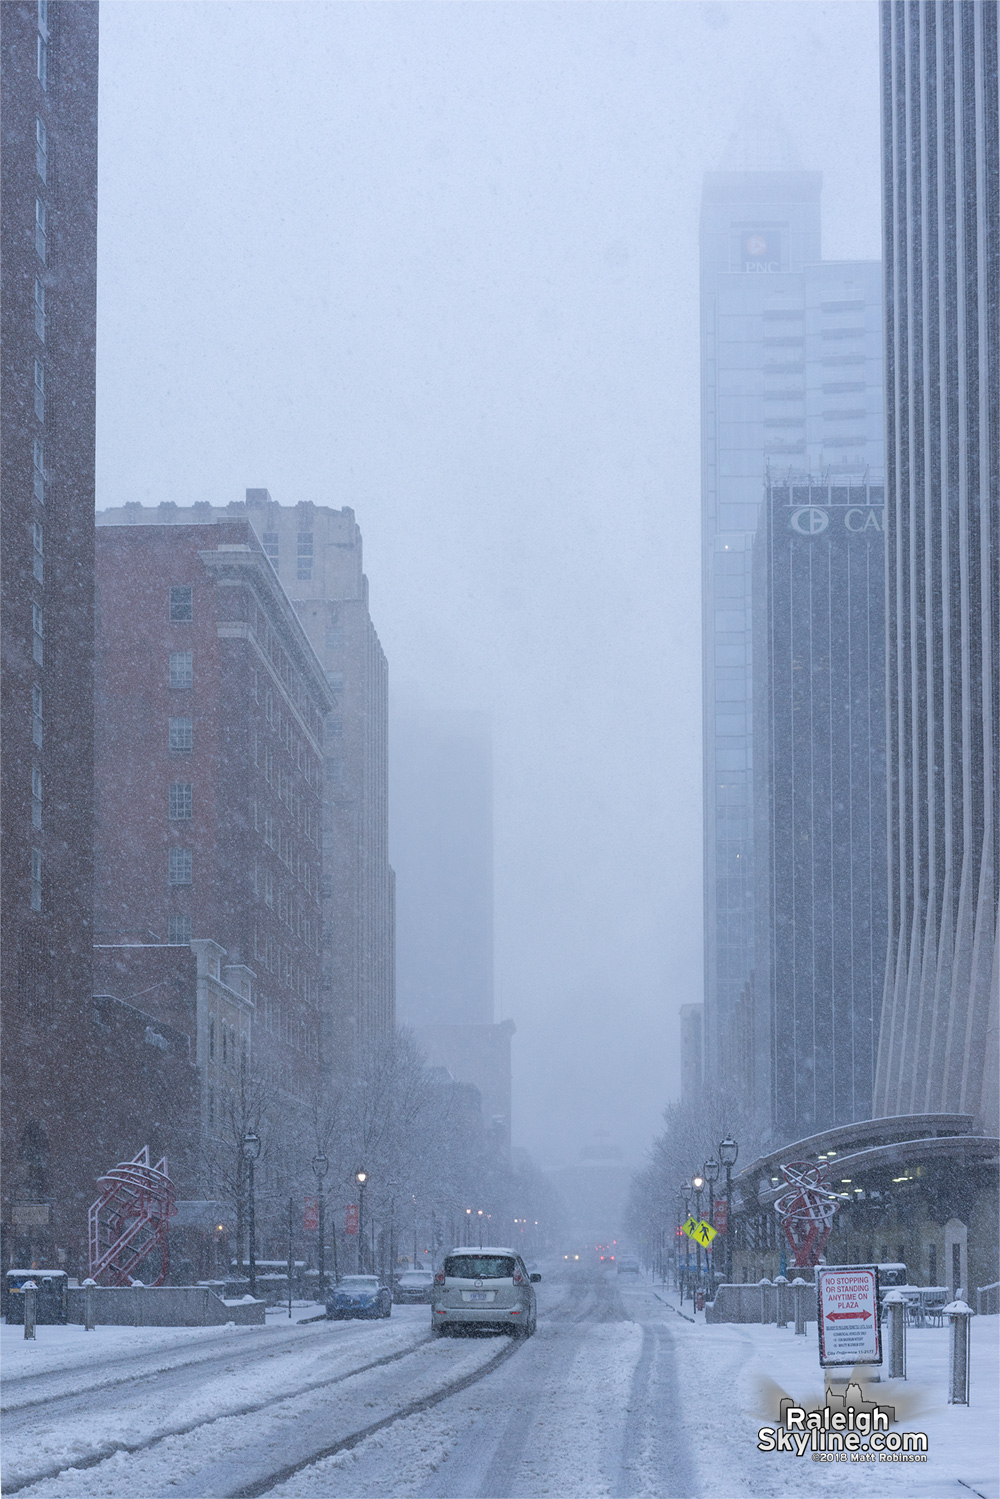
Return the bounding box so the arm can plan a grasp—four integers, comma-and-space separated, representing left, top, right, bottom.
88, 1146, 177, 1286
773, 1160, 841, 1268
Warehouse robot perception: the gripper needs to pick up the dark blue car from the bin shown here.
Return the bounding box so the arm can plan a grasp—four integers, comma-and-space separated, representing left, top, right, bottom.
326, 1274, 392, 1320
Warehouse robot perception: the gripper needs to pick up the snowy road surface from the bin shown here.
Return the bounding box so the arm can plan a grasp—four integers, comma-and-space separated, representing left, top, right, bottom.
2, 1271, 996, 1498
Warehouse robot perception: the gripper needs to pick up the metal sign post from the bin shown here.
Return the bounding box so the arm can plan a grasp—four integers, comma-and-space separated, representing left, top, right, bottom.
817, 1266, 882, 1369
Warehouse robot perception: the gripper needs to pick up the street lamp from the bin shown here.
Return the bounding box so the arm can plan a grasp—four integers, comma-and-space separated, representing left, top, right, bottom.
477, 1208, 484, 1249
678, 1184, 692, 1301
355, 1168, 368, 1273
719, 1135, 739, 1286
242, 1131, 261, 1297
691, 1174, 705, 1289
704, 1157, 720, 1282
312, 1152, 329, 1296
465, 1207, 472, 1246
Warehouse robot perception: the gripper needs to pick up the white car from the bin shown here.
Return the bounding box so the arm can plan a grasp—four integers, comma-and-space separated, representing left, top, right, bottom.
431, 1248, 540, 1337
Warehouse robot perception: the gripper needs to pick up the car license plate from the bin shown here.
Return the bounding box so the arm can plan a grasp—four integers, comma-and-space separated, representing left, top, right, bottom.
463, 1291, 492, 1303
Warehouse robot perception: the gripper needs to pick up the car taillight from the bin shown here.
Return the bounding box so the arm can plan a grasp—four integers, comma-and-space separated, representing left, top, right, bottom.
513, 1270, 524, 1285
434, 1271, 445, 1284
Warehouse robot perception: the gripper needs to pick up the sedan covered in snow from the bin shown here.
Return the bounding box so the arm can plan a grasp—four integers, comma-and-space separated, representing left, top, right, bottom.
326, 1275, 392, 1320
393, 1269, 435, 1303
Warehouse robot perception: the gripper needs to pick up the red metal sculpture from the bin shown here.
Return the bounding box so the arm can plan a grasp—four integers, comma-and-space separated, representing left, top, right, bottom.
773, 1160, 841, 1267
88, 1147, 177, 1286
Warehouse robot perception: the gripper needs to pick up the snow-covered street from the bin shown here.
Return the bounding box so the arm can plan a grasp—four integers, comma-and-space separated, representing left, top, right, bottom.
3, 1271, 996, 1499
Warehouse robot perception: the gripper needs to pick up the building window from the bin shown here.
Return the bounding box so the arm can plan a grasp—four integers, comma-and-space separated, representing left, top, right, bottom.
32, 521, 43, 583
37, 0, 48, 32
168, 846, 192, 885
33, 358, 45, 421
296, 532, 313, 580
34, 280, 45, 341
36, 34, 46, 88
32, 603, 44, 664
168, 781, 192, 820
31, 767, 42, 829
32, 685, 43, 747
168, 913, 191, 944
169, 585, 193, 621
33, 438, 45, 501
169, 651, 193, 688
168, 716, 193, 752
31, 848, 42, 910
36, 117, 47, 182
35, 198, 46, 263
207, 1085, 215, 1127
262, 531, 279, 566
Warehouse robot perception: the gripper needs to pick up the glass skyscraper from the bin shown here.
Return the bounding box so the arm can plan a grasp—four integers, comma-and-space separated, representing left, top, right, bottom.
700, 171, 884, 1117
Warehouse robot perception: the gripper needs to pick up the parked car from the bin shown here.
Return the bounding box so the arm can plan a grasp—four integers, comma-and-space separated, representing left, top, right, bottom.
430, 1248, 540, 1337
616, 1256, 641, 1275
393, 1269, 435, 1304
326, 1275, 392, 1320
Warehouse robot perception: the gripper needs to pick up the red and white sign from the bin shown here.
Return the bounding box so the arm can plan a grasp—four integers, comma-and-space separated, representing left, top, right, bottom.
303, 1195, 319, 1232
345, 1203, 360, 1236
816, 1266, 881, 1367
714, 1200, 728, 1233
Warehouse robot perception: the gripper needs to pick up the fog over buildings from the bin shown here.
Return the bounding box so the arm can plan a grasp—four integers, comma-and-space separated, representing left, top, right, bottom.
93, 1, 883, 1173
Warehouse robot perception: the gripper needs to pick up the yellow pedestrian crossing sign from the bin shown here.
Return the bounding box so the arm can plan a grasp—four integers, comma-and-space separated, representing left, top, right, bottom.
682, 1216, 717, 1247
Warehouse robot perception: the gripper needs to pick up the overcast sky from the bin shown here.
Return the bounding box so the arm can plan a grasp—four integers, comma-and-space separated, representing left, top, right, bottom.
96, 0, 881, 1172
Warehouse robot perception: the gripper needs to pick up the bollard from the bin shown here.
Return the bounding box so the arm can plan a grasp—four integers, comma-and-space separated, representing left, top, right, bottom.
22, 1280, 37, 1341
759, 1277, 772, 1324
775, 1274, 789, 1328
792, 1276, 807, 1335
883, 1288, 906, 1379
82, 1276, 97, 1332
944, 1296, 972, 1404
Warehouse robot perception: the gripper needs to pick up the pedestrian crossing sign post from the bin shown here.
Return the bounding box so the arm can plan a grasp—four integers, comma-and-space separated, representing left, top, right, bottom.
682, 1216, 717, 1247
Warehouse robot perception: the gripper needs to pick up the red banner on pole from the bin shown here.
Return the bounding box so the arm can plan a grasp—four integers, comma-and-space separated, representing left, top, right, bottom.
714, 1200, 728, 1233
345, 1203, 359, 1235
303, 1195, 319, 1232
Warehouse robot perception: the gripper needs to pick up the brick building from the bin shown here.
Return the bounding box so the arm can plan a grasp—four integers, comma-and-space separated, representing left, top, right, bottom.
97, 493, 396, 1062
1, 0, 104, 1268
94, 520, 334, 1200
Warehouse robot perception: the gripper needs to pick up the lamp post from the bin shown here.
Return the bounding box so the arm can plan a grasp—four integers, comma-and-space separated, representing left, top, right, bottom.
354, 1168, 368, 1273
678, 1185, 692, 1301
242, 1131, 261, 1297
704, 1157, 720, 1283
465, 1207, 472, 1246
477, 1209, 484, 1249
312, 1151, 329, 1296
718, 1135, 739, 1286
691, 1174, 705, 1289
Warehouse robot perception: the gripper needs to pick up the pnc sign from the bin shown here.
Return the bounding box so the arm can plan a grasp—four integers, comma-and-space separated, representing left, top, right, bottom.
790, 506, 883, 536
742, 230, 780, 273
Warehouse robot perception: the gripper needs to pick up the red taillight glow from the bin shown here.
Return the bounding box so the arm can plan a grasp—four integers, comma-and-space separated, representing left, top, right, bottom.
434, 1272, 445, 1284
513, 1270, 524, 1284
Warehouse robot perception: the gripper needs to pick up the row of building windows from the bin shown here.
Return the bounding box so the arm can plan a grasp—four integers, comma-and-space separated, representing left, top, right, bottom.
168, 846, 192, 884
253, 800, 320, 896
259, 995, 318, 1057
259, 531, 315, 581
254, 861, 318, 945
207, 1014, 240, 1068
169, 651, 193, 688
168, 716, 193, 752
253, 924, 321, 984
168, 781, 192, 819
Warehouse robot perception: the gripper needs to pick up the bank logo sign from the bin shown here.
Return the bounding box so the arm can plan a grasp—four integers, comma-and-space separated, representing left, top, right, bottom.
789, 506, 883, 536
742, 230, 780, 272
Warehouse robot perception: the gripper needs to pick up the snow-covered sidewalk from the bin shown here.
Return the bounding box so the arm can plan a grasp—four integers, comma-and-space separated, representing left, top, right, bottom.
642, 1284, 999, 1499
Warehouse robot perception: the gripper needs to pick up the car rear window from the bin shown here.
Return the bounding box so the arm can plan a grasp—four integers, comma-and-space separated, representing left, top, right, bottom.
444, 1255, 516, 1280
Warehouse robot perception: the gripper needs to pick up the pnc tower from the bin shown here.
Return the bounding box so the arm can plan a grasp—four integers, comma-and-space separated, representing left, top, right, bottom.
699, 164, 884, 1123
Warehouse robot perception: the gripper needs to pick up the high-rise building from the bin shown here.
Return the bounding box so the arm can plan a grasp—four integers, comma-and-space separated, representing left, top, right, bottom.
0, 1, 101, 1267
94, 521, 332, 1167
753, 475, 887, 1138
391, 704, 513, 1146
96, 493, 395, 1060
391, 706, 494, 1030
875, 0, 998, 1133
700, 168, 884, 1112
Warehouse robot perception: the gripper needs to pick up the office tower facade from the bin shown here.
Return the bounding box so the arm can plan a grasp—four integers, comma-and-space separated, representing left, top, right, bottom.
0, 1, 100, 1265
391, 705, 512, 1146
700, 170, 884, 1117
96, 493, 396, 1059
94, 521, 332, 1155
753, 476, 887, 1138
391, 706, 494, 1029
876, 1, 999, 1133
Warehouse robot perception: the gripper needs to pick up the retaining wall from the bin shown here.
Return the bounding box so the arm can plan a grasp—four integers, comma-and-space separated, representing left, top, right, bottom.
66, 1285, 266, 1327
705, 1282, 818, 1325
